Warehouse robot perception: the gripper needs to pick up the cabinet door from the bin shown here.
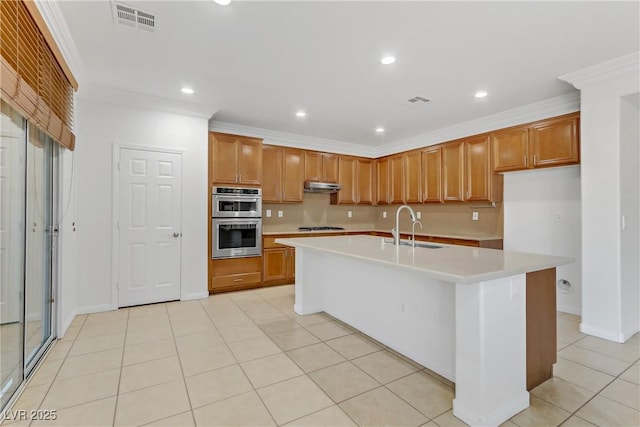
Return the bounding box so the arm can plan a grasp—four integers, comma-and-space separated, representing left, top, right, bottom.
237, 139, 263, 185
442, 141, 464, 202
376, 158, 389, 204
210, 133, 239, 184
282, 149, 304, 202
263, 248, 287, 282
492, 127, 530, 172
530, 115, 579, 168
356, 158, 374, 204
336, 156, 356, 204
322, 154, 339, 183
465, 136, 492, 201
262, 145, 282, 202
389, 155, 404, 204
304, 152, 322, 182
422, 147, 442, 203
287, 248, 296, 281
404, 151, 422, 204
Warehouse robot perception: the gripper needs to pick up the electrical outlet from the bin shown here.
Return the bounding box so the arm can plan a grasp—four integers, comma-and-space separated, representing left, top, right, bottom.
416, 212, 421, 219
277, 210, 283, 218
554, 212, 562, 223
266, 209, 272, 218
472, 211, 479, 221
348, 211, 353, 218
383, 211, 387, 219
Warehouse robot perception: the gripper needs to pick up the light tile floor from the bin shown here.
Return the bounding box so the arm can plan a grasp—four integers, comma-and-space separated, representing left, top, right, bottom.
2, 285, 639, 426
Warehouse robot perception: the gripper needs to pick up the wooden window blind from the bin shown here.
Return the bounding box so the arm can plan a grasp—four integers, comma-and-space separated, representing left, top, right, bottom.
1, 0, 76, 150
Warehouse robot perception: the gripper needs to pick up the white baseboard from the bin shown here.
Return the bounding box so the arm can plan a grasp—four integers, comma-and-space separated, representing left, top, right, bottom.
181, 291, 209, 301
453, 392, 530, 427
75, 304, 117, 315
58, 309, 78, 338
580, 323, 626, 343
557, 304, 581, 316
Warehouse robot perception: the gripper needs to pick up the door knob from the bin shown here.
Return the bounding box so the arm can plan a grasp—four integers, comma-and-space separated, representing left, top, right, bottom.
171, 232, 181, 238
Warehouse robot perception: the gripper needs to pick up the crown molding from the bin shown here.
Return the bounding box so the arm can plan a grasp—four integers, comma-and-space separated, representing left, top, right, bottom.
559, 52, 640, 89
373, 92, 580, 157
78, 83, 219, 120
210, 121, 375, 157
34, 0, 86, 87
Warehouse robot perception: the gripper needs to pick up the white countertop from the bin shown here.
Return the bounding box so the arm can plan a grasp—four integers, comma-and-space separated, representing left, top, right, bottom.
263, 228, 503, 241
276, 234, 573, 284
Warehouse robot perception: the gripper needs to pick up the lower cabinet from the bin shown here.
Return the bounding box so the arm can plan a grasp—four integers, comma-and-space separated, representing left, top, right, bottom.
263, 247, 295, 285
209, 257, 263, 293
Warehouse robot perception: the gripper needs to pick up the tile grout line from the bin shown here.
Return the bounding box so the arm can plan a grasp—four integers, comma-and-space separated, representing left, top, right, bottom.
111, 307, 131, 427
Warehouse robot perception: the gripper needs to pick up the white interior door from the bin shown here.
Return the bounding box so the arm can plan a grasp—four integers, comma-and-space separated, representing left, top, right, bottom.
118, 148, 182, 307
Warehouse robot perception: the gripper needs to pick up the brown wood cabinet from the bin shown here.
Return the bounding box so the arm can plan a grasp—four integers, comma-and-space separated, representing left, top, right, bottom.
376, 158, 390, 204
209, 132, 262, 185
356, 158, 374, 204
304, 152, 339, 183
442, 141, 464, 202
209, 257, 263, 293
422, 146, 443, 203
333, 156, 357, 204
404, 150, 422, 204
530, 114, 579, 168
262, 145, 304, 203
389, 155, 404, 204
492, 127, 530, 172
492, 113, 580, 172
464, 135, 502, 202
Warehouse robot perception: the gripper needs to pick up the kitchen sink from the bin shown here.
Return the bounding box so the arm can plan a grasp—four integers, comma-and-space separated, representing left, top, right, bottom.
384, 238, 442, 249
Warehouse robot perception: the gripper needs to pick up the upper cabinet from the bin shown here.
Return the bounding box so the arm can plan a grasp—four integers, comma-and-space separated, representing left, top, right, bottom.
262, 145, 304, 203
376, 158, 390, 205
530, 114, 580, 168
356, 158, 374, 204
332, 156, 357, 204
389, 154, 404, 204
210, 132, 262, 185
421, 147, 442, 203
404, 150, 422, 204
492, 113, 580, 172
464, 135, 500, 202
304, 152, 339, 183
442, 142, 464, 202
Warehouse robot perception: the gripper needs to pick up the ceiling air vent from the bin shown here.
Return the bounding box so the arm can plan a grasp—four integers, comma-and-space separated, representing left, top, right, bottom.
407, 96, 430, 104
113, 2, 156, 32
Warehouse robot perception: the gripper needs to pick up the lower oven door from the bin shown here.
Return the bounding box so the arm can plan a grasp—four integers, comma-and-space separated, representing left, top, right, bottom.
212, 218, 262, 259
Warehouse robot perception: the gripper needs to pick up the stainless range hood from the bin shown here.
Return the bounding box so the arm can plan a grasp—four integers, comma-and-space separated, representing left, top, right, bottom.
303, 181, 342, 193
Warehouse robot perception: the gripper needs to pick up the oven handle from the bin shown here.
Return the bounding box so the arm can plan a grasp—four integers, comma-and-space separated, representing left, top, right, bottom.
213, 218, 261, 225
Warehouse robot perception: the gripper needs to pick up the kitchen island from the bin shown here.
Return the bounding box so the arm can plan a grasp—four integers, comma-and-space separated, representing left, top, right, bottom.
276, 234, 573, 427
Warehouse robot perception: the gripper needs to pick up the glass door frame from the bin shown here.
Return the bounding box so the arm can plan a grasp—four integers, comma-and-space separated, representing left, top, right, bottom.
22, 125, 58, 376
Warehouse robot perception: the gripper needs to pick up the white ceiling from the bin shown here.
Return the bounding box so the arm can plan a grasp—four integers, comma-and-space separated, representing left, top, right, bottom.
57, 1, 639, 147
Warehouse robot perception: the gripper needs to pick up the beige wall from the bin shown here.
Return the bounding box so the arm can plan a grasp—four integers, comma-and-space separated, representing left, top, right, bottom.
263, 192, 503, 237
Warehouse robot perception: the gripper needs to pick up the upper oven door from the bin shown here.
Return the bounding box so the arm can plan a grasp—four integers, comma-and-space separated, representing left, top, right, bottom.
212, 194, 262, 218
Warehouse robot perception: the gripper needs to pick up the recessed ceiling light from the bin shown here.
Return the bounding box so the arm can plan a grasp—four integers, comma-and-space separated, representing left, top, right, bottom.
295, 111, 306, 117
375, 127, 385, 133
380, 56, 396, 65
474, 90, 488, 98
213, 0, 231, 5
181, 87, 194, 94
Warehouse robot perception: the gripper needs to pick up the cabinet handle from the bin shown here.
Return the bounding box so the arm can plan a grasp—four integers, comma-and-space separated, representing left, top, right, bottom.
239, 173, 242, 182
524, 155, 528, 167
233, 278, 243, 282
533, 155, 537, 165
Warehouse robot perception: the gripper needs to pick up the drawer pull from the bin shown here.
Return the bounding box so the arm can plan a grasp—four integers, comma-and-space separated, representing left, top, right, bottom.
233, 278, 243, 282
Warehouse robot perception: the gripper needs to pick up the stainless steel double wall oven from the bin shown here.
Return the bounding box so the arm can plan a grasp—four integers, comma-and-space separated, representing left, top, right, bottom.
211, 187, 262, 258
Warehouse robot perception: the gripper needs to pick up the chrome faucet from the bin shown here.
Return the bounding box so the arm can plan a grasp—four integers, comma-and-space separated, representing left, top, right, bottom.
411, 220, 423, 247
392, 205, 417, 246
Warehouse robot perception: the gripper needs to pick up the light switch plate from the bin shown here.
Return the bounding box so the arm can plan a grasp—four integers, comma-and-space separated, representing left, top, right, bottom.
266, 209, 272, 218
348, 211, 352, 218
472, 211, 479, 221
278, 210, 283, 218
383, 211, 387, 219
416, 212, 422, 219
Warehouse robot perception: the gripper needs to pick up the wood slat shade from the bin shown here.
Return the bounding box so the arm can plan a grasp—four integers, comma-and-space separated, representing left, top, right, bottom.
0, 0, 75, 150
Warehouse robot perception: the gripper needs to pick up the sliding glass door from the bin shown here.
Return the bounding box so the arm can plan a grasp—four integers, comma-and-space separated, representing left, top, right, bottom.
0, 101, 26, 410
0, 100, 56, 409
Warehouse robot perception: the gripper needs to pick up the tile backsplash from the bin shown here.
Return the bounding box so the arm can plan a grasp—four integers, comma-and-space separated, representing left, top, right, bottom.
263, 193, 503, 237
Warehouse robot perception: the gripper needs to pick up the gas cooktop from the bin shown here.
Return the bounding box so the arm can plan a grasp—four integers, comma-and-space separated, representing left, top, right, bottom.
298, 226, 346, 231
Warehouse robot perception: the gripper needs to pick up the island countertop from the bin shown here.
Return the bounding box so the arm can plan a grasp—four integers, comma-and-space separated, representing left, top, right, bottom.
276, 234, 573, 284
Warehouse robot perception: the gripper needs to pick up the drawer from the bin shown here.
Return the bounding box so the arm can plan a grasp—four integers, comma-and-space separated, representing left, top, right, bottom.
263, 236, 287, 249
211, 272, 262, 287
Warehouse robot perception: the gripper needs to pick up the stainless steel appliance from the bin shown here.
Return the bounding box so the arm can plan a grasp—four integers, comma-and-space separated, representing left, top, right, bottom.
212, 186, 261, 218
212, 187, 262, 258
298, 226, 345, 231
303, 181, 341, 193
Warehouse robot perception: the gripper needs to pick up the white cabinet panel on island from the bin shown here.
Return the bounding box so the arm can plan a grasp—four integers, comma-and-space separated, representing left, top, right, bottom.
275, 235, 573, 427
